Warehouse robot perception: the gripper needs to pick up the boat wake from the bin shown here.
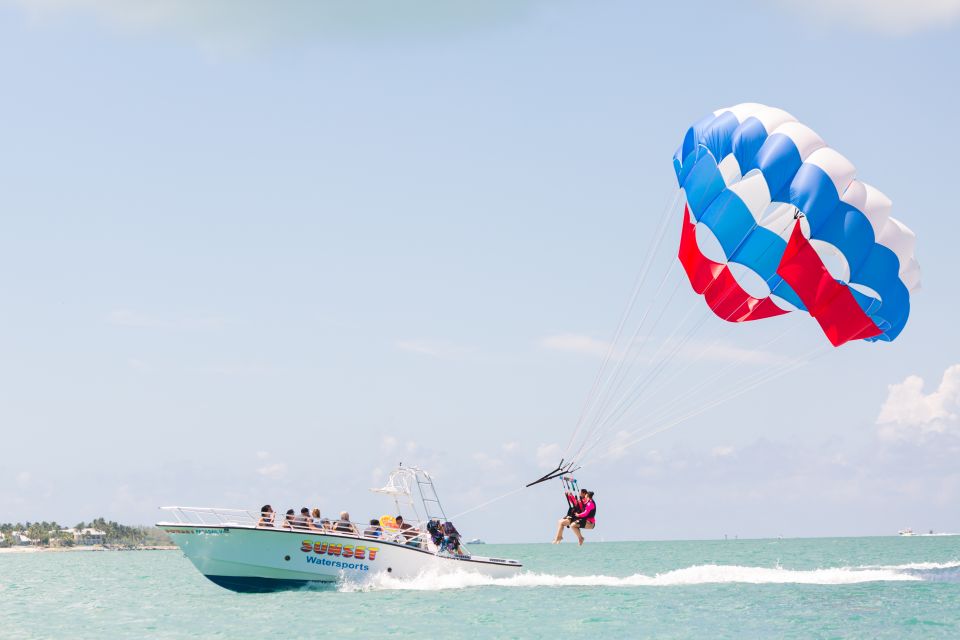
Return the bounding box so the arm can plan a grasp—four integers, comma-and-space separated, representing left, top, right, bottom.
339, 561, 960, 592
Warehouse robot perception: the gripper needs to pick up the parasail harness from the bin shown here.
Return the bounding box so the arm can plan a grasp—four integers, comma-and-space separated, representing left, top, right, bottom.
526, 458, 580, 488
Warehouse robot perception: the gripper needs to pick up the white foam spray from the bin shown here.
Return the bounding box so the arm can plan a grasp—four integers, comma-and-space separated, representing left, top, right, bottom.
337, 561, 959, 592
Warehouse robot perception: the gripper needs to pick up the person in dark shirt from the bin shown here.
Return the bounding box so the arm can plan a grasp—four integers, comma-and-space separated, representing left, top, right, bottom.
364, 519, 382, 539
293, 507, 311, 530
395, 515, 420, 547
333, 511, 358, 536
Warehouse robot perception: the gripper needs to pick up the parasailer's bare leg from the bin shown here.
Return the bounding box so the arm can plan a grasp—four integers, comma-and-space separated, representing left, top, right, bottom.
571, 521, 584, 545
554, 517, 571, 543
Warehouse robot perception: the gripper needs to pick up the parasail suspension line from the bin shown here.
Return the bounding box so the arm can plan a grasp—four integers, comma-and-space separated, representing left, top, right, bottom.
563, 189, 683, 460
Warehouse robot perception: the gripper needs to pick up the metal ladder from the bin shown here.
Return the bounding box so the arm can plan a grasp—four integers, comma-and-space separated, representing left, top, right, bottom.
415, 470, 448, 523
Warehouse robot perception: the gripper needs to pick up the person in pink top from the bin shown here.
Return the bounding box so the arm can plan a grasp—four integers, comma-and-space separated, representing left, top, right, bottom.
553, 489, 596, 544
569, 491, 596, 546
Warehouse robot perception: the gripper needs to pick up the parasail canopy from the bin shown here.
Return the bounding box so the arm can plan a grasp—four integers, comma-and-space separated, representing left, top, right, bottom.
673, 103, 920, 346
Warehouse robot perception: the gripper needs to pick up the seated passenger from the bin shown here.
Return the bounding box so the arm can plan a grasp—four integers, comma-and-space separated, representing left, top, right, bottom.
395, 515, 420, 547
333, 511, 358, 536
282, 509, 296, 530
293, 507, 311, 530
426, 520, 444, 546
441, 521, 463, 555
309, 508, 324, 530
257, 505, 275, 528
364, 519, 382, 539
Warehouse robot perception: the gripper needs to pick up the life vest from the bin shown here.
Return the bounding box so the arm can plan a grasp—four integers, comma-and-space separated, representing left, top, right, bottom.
582, 500, 596, 519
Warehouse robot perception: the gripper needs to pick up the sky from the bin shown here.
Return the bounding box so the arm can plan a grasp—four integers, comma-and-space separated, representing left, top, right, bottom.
1, 0, 959, 542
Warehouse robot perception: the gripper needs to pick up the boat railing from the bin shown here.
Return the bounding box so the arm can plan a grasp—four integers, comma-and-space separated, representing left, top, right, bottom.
159, 506, 436, 549
160, 506, 261, 527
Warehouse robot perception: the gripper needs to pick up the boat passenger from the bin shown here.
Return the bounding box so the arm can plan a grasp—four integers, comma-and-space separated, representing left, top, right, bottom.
294, 508, 311, 530
257, 505, 275, 528
395, 515, 420, 548
440, 521, 463, 555
333, 511, 358, 536
427, 520, 444, 546
569, 491, 596, 546
309, 508, 324, 530
282, 509, 296, 530
364, 519, 382, 539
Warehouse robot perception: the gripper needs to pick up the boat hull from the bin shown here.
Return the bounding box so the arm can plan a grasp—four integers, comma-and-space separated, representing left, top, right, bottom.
158, 524, 522, 592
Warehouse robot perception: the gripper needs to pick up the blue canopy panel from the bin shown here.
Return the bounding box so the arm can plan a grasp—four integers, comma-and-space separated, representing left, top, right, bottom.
680, 112, 722, 168
733, 118, 768, 174
679, 149, 727, 220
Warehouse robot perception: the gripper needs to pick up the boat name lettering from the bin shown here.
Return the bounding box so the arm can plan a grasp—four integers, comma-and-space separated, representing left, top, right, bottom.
301, 540, 379, 561
305, 556, 369, 571
165, 528, 226, 535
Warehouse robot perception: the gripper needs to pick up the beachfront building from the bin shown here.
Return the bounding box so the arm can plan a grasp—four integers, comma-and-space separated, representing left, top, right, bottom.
11, 532, 33, 546
59, 528, 107, 545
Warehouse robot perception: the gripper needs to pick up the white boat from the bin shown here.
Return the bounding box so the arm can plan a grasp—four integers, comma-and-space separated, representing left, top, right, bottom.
898, 528, 960, 537
157, 466, 522, 592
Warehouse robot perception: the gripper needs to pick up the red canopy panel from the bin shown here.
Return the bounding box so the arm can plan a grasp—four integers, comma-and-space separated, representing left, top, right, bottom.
776, 221, 882, 347
677, 206, 788, 323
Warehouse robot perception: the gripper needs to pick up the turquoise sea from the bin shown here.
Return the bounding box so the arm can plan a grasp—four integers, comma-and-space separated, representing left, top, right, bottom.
2, 537, 959, 639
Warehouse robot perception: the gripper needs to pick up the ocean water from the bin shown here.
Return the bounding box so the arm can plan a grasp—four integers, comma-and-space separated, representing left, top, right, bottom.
2, 537, 959, 639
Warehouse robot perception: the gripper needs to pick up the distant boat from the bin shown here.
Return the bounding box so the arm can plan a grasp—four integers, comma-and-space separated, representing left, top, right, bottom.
899, 528, 960, 537
467, 538, 485, 544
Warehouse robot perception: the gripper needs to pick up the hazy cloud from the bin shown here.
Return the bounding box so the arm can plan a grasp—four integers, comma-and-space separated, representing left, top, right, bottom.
127, 358, 152, 373
15, 471, 31, 488
775, 0, 960, 35
680, 341, 790, 366
877, 364, 960, 441
539, 334, 785, 366
380, 435, 398, 454
199, 363, 274, 376
536, 442, 561, 468
539, 333, 611, 358
602, 430, 634, 460
105, 309, 224, 330
395, 339, 475, 359
256, 462, 287, 480
472, 451, 505, 468
711, 445, 736, 458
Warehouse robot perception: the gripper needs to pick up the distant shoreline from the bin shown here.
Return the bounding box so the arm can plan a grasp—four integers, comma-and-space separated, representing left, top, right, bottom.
0, 545, 178, 555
